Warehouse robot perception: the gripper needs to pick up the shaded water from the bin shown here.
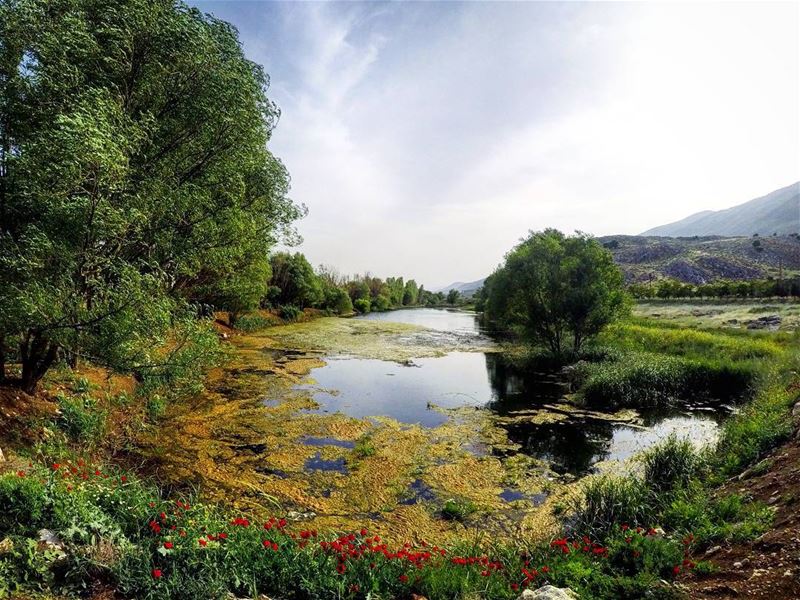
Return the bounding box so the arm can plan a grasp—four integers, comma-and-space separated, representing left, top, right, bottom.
297, 309, 726, 475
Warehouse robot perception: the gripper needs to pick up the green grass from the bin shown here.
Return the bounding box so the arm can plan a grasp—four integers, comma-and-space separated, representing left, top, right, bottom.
640, 435, 700, 495
568, 318, 786, 409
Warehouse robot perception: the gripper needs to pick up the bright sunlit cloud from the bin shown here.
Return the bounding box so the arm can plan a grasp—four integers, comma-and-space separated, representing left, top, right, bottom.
193, 1, 799, 289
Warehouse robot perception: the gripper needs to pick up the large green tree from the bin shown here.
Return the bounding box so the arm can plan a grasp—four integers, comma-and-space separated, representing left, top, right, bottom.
0, 0, 301, 392
484, 229, 629, 354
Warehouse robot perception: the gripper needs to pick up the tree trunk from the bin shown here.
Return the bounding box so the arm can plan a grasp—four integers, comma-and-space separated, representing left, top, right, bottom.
19, 332, 59, 394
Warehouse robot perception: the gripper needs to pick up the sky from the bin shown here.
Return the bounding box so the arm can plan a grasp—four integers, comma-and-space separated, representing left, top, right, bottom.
192, 1, 799, 290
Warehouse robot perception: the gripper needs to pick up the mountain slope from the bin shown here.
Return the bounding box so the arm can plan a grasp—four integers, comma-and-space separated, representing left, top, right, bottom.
642, 182, 799, 237
600, 234, 800, 284
436, 278, 486, 297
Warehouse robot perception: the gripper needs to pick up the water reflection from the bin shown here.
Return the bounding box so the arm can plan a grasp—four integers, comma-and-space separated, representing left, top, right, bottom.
298, 309, 727, 475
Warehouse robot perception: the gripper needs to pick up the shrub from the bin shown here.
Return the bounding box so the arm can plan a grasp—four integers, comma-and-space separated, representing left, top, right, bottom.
641, 435, 699, 494
353, 298, 371, 314
571, 476, 652, 537
234, 312, 278, 332
279, 305, 302, 321
55, 394, 107, 445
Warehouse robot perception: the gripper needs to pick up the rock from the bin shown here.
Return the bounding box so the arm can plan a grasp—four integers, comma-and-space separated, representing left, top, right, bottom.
784, 570, 793, 578
0, 538, 12, 555
705, 545, 722, 557
38, 529, 65, 552
518, 585, 579, 600
747, 315, 782, 330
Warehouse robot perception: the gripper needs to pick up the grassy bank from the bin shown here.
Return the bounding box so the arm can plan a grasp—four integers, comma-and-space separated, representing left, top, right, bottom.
568, 319, 793, 409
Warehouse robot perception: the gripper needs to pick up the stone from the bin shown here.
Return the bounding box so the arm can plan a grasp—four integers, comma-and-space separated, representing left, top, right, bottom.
0, 538, 12, 555
705, 545, 722, 556
517, 585, 579, 600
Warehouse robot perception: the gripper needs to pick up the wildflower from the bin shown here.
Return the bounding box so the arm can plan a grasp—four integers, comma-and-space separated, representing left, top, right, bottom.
511, 584, 519, 591
163, 542, 173, 549
198, 539, 207, 547
673, 566, 681, 576
52, 463, 61, 470
217, 532, 228, 540
121, 476, 127, 483
152, 569, 162, 579
336, 563, 346, 574
399, 574, 409, 583
16, 471, 25, 477
621, 524, 629, 531
360, 528, 368, 536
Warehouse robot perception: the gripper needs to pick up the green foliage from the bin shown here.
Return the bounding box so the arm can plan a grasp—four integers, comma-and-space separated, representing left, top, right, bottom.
268, 253, 323, 309
629, 277, 800, 299
663, 489, 773, 544
446, 289, 460, 305
55, 394, 107, 445
278, 305, 302, 322
640, 435, 700, 494
0, 0, 301, 392
441, 499, 477, 522
352, 436, 376, 459
572, 476, 652, 537
574, 352, 757, 408
0, 461, 693, 600
234, 312, 278, 332
353, 298, 371, 314
370, 294, 390, 312
485, 229, 630, 354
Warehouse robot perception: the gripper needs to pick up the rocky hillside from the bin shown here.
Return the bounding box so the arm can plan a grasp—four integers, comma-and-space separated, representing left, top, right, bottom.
599, 234, 800, 284
642, 182, 799, 237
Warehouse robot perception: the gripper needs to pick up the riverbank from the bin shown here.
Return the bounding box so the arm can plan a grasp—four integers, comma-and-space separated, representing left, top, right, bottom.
0, 303, 797, 599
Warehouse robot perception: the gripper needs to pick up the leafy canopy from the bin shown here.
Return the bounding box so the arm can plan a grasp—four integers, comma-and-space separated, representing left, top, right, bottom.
484, 229, 629, 354
0, 0, 301, 391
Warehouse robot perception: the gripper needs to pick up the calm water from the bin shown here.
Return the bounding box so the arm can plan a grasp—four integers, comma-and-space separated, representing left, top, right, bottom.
297, 308, 726, 474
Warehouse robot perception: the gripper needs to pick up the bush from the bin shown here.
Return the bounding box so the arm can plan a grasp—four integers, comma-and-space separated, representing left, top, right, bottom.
641, 435, 699, 494
353, 298, 371, 314
55, 394, 107, 445
571, 476, 653, 537
234, 312, 278, 332
279, 305, 302, 321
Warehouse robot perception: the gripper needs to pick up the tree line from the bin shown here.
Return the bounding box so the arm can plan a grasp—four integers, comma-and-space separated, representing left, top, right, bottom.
628, 277, 800, 300
259, 252, 460, 320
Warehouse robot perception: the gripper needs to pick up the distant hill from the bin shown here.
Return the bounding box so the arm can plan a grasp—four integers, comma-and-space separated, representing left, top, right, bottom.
641, 182, 799, 237
599, 234, 800, 284
436, 278, 486, 297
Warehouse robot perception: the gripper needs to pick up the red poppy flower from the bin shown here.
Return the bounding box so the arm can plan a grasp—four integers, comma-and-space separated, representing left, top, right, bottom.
152, 569, 162, 579
673, 566, 681, 576
199, 539, 207, 547
398, 574, 409, 583
163, 542, 173, 549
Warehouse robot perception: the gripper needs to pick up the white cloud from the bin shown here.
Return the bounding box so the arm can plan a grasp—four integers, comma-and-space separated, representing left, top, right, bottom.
196, 1, 799, 288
